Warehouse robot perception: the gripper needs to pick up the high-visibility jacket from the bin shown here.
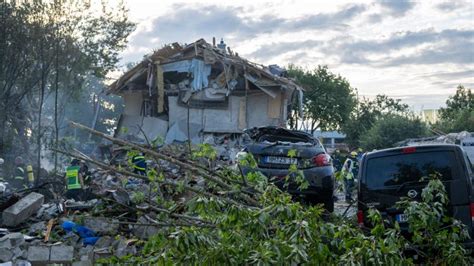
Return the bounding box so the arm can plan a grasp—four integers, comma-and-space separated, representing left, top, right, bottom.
131, 155, 146, 171
66, 166, 81, 190
14, 167, 25, 180
27, 165, 34, 183
342, 158, 358, 180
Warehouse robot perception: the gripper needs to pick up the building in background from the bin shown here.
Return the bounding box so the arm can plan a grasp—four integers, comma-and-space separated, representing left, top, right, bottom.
420, 109, 439, 124
312, 130, 347, 152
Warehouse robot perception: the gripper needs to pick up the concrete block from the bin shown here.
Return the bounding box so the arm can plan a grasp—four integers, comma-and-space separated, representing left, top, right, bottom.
2, 193, 44, 227
72, 260, 92, 266
50, 245, 74, 263
0, 247, 13, 262
27, 246, 50, 262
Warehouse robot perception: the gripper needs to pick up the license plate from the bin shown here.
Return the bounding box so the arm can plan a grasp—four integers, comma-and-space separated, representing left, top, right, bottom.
264, 156, 297, 165
395, 214, 408, 223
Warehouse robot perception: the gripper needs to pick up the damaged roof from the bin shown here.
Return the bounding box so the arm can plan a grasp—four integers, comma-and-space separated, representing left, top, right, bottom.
107, 38, 303, 95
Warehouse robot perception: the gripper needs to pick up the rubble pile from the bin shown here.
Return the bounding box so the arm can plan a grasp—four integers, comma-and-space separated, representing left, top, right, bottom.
0, 122, 259, 265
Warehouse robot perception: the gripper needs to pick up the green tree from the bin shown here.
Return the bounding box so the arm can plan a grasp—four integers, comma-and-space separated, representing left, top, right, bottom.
342, 95, 410, 148
360, 114, 429, 150
287, 65, 357, 133
436, 85, 474, 132
0, 1, 135, 171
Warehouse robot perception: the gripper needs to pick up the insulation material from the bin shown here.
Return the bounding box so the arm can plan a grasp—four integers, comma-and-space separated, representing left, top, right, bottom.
156, 64, 165, 113
165, 120, 202, 144
267, 92, 282, 119
239, 98, 247, 130
161, 59, 211, 91
116, 115, 168, 143
123, 93, 143, 116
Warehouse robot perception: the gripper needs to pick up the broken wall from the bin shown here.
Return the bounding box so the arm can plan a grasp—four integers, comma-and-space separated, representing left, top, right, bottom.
247, 93, 283, 128
123, 93, 143, 116
168, 96, 242, 134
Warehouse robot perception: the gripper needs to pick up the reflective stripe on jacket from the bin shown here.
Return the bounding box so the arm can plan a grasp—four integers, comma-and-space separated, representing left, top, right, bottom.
131, 156, 146, 171
15, 167, 25, 180
66, 166, 81, 190
27, 165, 34, 183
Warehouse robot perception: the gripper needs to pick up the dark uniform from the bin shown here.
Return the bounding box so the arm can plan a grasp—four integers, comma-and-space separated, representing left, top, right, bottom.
130, 155, 147, 176
10, 165, 27, 191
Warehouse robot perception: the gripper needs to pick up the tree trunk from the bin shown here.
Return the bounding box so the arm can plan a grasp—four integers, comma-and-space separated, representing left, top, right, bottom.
54, 39, 59, 172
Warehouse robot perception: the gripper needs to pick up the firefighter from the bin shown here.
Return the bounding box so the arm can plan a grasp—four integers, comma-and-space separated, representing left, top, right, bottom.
341, 151, 359, 203
10, 156, 27, 191
64, 159, 85, 201
129, 153, 147, 176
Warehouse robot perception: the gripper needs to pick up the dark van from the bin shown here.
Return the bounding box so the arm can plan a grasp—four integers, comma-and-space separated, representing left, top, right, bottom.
357, 144, 474, 248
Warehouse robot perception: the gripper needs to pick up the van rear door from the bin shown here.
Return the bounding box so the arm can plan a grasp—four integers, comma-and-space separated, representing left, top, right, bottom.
359, 146, 470, 223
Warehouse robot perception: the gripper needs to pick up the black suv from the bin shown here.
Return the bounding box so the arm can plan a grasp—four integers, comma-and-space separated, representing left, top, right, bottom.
240, 127, 335, 212
358, 144, 474, 249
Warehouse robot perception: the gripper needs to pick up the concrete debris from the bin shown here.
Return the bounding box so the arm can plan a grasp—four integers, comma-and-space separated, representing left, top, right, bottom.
83, 217, 119, 235
132, 216, 160, 240
0, 121, 271, 264
50, 245, 74, 263
2, 192, 44, 227
26, 246, 50, 263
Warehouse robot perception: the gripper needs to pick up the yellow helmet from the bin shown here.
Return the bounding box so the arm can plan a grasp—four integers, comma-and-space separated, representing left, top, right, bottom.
350, 151, 358, 157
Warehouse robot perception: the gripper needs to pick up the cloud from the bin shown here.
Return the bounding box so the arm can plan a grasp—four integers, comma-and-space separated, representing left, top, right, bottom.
246, 28, 474, 66
335, 28, 474, 66
248, 40, 322, 61
127, 3, 367, 54
378, 0, 416, 16
436, 1, 468, 12
422, 70, 474, 79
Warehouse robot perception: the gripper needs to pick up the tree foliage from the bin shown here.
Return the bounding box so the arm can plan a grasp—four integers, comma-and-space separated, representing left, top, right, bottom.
287, 65, 357, 133
342, 95, 411, 148
0, 1, 134, 167
360, 115, 429, 150
436, 85, 474, 133
99, 153, 469, 265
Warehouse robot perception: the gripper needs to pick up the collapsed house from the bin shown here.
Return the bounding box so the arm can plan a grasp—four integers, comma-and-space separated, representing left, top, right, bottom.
107, 39, 303, 145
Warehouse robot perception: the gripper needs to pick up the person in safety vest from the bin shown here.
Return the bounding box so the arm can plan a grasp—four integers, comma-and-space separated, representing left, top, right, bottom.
129, 153, 147, 176
10, 156, 27, 191
64, 159, 86, 201
341, 151, 359, 203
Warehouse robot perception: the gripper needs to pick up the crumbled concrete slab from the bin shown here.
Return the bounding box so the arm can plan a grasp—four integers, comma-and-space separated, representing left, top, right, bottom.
27, 246, 50, 263
72, 260, 93, 266
133, 216, 159, 239
0, 233, 25, 250
50, 245, 74, 263
84, 217, 119, 235
2, 193, 44, 227
0, 247, 14, 262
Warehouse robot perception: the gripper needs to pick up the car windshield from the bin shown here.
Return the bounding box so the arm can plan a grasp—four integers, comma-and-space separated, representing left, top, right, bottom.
365, 151, 457, 189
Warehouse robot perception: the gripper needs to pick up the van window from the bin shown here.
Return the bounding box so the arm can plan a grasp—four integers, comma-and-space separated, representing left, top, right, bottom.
365, 151, 457, 189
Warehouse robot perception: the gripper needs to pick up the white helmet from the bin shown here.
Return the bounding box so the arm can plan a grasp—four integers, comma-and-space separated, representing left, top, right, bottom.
0, 158, 4, 165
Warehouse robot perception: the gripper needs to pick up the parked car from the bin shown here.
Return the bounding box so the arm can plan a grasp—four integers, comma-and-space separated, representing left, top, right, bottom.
357, 144, 474, 249
240, 127, 335, 212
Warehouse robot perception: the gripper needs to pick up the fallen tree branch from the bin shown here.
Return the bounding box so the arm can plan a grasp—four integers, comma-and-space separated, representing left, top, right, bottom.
68, 121, 259, 206
52, 148, 250, 208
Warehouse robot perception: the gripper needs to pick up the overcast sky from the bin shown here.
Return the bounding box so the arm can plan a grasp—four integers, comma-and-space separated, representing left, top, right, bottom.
117, 0, 474, 110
